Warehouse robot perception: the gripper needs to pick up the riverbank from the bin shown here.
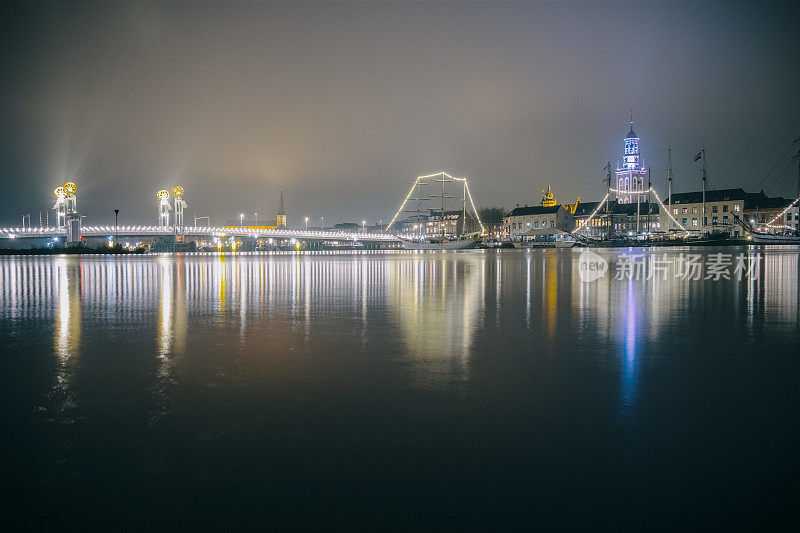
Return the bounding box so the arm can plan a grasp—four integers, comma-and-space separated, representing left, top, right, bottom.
0, 246, 145, 255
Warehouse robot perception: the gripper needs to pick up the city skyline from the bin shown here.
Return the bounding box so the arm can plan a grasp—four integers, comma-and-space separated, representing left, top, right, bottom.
1, 1, 798, 226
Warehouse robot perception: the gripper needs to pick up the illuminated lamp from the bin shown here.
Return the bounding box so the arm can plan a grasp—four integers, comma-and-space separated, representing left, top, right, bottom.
157, 189, 170, 201
63, 182, 77, 195
171, 185, 184, 197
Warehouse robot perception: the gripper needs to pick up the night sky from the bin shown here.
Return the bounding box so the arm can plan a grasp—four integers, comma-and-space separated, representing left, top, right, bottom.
0, 1, 798, 227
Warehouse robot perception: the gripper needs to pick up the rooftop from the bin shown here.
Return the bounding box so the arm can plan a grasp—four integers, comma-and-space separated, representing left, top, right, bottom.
505, 205, 562, 217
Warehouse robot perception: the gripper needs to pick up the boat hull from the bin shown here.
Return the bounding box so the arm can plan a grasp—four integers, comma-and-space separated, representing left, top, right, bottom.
400, 238, 479, 250
749, 234, 800, 245
513, 241, 576, 249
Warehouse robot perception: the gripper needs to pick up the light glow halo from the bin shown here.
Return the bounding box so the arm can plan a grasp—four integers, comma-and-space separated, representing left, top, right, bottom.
157, 189, 170, 201
63, 182, 77, 195
170, 185, 184, 197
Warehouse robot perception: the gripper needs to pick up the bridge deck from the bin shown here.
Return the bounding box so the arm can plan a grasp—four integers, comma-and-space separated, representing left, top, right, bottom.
1, 225, 401, 241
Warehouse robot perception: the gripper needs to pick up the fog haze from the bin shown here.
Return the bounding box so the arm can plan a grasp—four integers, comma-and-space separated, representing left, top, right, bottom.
1, 1, 798, 226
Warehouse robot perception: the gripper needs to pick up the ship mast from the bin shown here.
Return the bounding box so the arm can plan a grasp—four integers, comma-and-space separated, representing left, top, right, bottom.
701, 148, 707, 234
668, 146, 673, 222
605, 160, 612, 239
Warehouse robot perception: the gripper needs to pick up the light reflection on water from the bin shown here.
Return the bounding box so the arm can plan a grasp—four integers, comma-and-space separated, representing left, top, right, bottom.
1, 248, 798, 413
1, 248, 799, 527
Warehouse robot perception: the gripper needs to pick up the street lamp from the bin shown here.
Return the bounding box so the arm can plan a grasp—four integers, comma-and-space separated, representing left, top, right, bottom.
114, 209, 119, 249
362, 219, 366, 233
240, 213, 244, 227
305, 216, 309, 230
320, 216, 324, 229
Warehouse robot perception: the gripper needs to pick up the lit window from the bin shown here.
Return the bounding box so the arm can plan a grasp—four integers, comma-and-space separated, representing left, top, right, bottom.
692, 218, 698, 226
683, 208, 688, 215
734, 204, 740, 212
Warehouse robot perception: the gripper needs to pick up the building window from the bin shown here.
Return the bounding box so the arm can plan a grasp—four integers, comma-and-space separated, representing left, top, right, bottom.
712, 205, 718, 213
692, 218, 698, 226
692, 207, 698, 214
704, 217, 708, 226
682, 218, 688, 225
723, 215, 728, 223
673, 209, 678, 215
542, 221, 547, 228
526, 222, 531, 228
734, 204, 740, 212
723, 205, 729, 212
534, 221, 539, 228
712, 216, 718, 224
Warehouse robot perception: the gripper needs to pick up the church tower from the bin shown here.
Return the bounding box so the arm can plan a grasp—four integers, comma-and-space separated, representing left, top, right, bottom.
540, 182, 557, 207
276, 188, 286, 228
615, 118, 647, 204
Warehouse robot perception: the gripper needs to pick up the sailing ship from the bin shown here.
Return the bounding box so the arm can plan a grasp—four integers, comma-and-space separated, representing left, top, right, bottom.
386, 172, 484, 250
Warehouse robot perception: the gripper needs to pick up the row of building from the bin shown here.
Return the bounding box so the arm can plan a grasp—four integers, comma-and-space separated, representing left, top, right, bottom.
502, 123, 799, 239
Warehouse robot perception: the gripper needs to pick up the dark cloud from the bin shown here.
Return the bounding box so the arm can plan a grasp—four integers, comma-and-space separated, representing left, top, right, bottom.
1, 1, 798, 226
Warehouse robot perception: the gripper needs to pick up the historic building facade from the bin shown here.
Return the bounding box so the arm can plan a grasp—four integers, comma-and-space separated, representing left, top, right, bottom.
616, 121, 647, 204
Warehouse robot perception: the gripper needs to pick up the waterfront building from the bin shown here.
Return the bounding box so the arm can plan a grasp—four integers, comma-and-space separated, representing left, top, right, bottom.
744, 192, 799, 232
660, 188, 748, 235
615, 121, 647, 204
573, 200, 660, 238
503, 204, 574, 238
399, 210, 477, 237
222, 217, 277, 230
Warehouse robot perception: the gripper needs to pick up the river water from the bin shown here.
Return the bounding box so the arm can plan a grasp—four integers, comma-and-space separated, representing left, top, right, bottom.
1, 248, 798, 528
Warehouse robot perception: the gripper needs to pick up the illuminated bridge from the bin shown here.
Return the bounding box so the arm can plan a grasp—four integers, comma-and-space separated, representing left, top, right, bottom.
0, 225, 401, 242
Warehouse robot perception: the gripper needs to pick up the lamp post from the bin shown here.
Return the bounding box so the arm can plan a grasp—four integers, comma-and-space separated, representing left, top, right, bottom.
305, 216, 309, 230
114, 209, 119, 248
240, 213, 244, 227
362, 219, 366, 233
320, 216, 324, 229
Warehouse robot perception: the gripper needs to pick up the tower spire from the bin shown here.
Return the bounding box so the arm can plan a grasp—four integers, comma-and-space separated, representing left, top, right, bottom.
276, 187, 286, 228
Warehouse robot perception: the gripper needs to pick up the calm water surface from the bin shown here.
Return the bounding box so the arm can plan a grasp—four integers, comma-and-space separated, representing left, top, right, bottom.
1, 248, 798, 528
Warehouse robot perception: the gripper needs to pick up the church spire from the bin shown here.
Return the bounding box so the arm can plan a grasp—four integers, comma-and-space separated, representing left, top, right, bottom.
276, 187, 286, 228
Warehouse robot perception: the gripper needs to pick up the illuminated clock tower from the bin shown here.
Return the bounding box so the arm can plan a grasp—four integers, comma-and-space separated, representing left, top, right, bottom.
615, 119, 646, 204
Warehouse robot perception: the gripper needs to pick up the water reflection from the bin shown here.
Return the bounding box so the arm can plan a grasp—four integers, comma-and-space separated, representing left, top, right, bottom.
388, 254, 485, 385
0, 248, 797, 422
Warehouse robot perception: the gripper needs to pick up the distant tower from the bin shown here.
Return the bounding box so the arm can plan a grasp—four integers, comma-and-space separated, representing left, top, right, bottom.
157, 189, 172, 227
615, 118, 647, 204
276, 188, 286, 228
541, 182, 557, 207
171, 185, 187, 227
